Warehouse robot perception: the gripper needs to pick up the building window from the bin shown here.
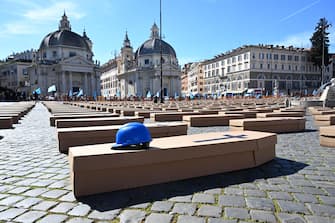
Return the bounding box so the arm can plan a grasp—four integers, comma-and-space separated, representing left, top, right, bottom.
274, 54, 278, 60
52, 51, 57, 57
288, 65, 291, 70
267, 64, 270, 69
260, 64, 263, 69
144, 59, 149, 65
69, 52, 76, 57
288, 55, 292, 61
294, 56, 299, 61
232, 57, 236, 63
280, 55, 286, 60
244, 53, 249, 60
252, 53, 255, 59
282, 64, 284, 70
301, 56, 306, 61
238, 55, 242, 61
274, 64, 277, 70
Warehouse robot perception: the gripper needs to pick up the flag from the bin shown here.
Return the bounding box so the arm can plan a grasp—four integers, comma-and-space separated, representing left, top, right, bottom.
47, 85, 56, 93
146, 91, 151, 98
35, 88, 41, 95
93, 91, 97, 100
156, 91, 160, 97
190, 92, 194, 100
77, 88, 83, 97
68, 89, 73, 97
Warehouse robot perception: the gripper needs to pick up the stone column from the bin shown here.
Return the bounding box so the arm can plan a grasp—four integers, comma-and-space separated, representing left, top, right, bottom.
84, 73, 88, 95
62, 72, 66, 94
69, 72, 73, 93
91, 73, 95, 96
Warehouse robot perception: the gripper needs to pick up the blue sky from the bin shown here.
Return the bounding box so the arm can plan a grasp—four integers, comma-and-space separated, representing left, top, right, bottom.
0, 0, 334, 65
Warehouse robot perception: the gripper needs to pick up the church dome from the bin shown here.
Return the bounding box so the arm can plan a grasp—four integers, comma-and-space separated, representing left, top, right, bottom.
40, 30, 90, 51
39, 12, 91, 52
136, 38, 176, 58
136, 23, 177, 58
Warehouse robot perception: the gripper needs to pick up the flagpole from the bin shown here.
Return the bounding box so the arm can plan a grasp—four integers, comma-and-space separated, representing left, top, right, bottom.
160, 0, 164, 103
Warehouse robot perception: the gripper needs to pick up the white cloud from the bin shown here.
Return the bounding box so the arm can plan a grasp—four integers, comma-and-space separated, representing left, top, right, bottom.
0, 1, 85, 37
274, 32, 312, 49
24, 1, 85, 22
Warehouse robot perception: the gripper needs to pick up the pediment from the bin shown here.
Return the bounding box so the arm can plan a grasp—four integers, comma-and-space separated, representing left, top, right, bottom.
61, 56, 93, 66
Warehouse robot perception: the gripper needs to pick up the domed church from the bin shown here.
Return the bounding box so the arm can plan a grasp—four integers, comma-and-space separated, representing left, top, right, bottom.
101, 23, 181, 98
28, 13, 100, 98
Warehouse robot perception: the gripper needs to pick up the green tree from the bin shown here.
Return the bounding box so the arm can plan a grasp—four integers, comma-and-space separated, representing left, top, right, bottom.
310, 18, 332, 83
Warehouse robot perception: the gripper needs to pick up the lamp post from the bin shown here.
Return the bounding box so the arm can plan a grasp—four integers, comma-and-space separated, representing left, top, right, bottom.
320, 20, 331, 86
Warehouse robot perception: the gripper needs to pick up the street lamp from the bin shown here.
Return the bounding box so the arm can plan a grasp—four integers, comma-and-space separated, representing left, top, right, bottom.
320, 20, 331, 85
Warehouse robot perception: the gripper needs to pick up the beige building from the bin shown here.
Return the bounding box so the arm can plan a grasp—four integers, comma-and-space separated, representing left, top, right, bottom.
101, 24, 181, 99
27, 13, 100, 98
187, 62, 204, 96
203, 44, 326, 96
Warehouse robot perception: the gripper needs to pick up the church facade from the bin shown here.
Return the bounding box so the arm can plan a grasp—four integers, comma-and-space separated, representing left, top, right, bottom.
28, 13, 100, 98
101, 24, 181, 99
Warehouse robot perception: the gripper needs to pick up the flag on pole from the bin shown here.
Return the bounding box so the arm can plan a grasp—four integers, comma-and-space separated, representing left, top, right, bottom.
77, 88, 83, 97
35, 88, 41, 95
146, 91, 151, 98
47, 85, 56, 93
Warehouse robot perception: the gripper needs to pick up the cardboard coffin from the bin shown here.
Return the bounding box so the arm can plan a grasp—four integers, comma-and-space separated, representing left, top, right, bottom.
69, 130, 277, 197
0, 117, 13, 129
314, 115, 335, 126
50, 113, 120, 126
56, 116, 144, 128
320, 126, 335, 148
58, 122, 188, 153
229, 117, 305, 133
183, 114, 244, 127
256, 111, 304, 118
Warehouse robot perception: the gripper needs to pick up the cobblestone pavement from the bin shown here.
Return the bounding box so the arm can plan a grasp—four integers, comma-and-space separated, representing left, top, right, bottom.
0, 102, 334, 223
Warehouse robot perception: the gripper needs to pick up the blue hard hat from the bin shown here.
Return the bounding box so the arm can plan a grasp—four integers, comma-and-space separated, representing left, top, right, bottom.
112, 122, 152, 149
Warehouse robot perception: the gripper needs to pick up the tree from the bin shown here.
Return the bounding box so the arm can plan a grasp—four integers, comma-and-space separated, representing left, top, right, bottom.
310, 18, 332, 83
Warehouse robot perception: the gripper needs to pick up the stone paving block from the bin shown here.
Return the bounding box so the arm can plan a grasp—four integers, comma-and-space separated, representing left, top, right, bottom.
23, 188, 49, 197
87, 209, 121, 220
168, 195, 192, 202
47, 180, 68, 189
304, 215, 334, 223
151, 201, 173, 212
14, 197, 42, 208
0, 207, 27, 221
40, 189, 68, 198
50, 202, 76, 213
129, 202, 151, 209
224, 207, 250, 220
13, 210, 46, 223
244, 189, 266, 197
0, 206, 7, 212
277, 200, 310, 214
36, 214, 68, 223
197, 205, 221, 217
68, 204, 91, 216
245, 197, 275, 211
66, 217, 93, 223
32, 200, 58, 211
204, 188, 222, 194
293, 193, 319, 203
208, 218, 237, 223
218, 195, 245, 207
176, 215, 206, 223
192, 193, 215, 204
250, 210, 277, 223
144, 213, 173, 223
59, 192, 77, 202
119, 210, 146, 223
306, 203, 335, 217
170, 203, 197, 215
0, 195, 25, 206
268, 191, 294, 200
30, 179, 55, 187
223, 188, 244, 196
318, 195, 335, 205
300, 187, 327, 195
276, 213, 306, 223
7, 186, 30, 194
